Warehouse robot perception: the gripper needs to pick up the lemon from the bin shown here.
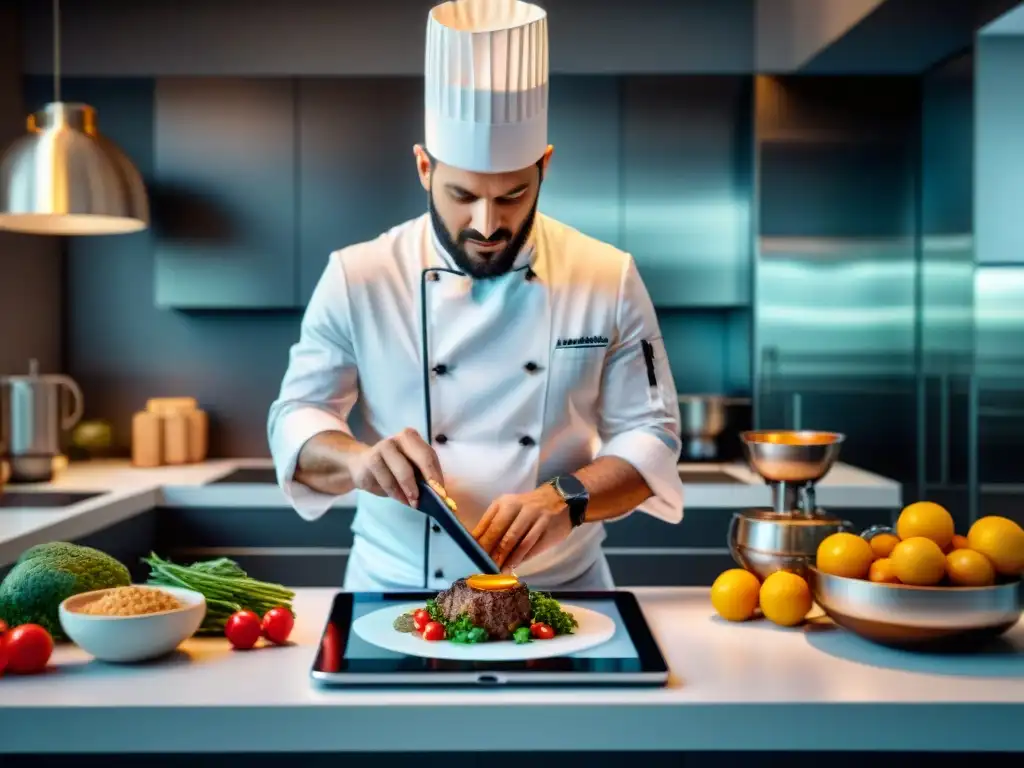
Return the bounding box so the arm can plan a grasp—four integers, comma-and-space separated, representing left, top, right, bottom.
945, 548, 996, 587
896, 501, 955, 550
759, 571, 812, 627
710, 569, 761, 622
869, 532, 900, 559
868, 557, 900, 584
967, 516, 1024, 577
816, 532, 875, 579
949, 534, 970, 552
890, 537, 946, 586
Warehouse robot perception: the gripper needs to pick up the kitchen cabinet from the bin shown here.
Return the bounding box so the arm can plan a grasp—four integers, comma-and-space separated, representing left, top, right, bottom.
621, 76, 753, 308
541, 76, 622, 248
153, 78, 298, 309
297, 78, 425, 305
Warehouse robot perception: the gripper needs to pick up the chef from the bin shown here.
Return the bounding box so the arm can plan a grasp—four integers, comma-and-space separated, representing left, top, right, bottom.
268, 0, 685, 592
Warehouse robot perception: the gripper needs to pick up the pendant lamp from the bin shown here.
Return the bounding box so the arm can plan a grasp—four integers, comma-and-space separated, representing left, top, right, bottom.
0, 0, 149, 235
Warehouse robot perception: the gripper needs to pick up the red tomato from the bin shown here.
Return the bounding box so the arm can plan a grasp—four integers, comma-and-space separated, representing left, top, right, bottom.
413, 609, 430, 632
0, 639, 8, 676
0, 618, 8, 636
225, 611, 262, 650
5, 624, 53, 674
261, 607, 295, 645
531, 622, 554, 640
422, 621, 445, 641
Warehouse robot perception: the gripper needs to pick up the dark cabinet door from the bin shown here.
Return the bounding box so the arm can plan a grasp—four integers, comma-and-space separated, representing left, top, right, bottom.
297, 78, 426, 305
153, 78, 298, 309
541, 76, 622, 249
621, 76, 753, 308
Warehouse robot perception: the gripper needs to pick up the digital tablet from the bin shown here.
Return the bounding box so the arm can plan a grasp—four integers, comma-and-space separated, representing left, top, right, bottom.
415, 475, 501, 575
310, 590, 669, 687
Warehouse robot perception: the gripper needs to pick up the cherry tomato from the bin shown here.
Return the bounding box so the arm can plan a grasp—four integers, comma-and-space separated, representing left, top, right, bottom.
5, 624, 53, 674
0, 618, 8, 637
225, 610, 262, 650
531, 622, 555, 640
0, 639, 8, 676
413, 609, 430, 632
422, 621, 445, 641
261, 607, 295, 645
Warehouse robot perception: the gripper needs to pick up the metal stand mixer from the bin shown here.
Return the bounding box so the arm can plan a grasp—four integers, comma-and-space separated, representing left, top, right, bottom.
728, 430, 851, 580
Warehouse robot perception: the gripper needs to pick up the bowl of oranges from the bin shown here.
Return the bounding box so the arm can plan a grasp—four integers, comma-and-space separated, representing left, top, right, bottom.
808, 502, 1023, 648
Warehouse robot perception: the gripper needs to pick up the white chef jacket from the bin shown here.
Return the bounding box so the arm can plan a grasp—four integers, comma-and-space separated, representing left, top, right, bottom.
268, 212, 684, 592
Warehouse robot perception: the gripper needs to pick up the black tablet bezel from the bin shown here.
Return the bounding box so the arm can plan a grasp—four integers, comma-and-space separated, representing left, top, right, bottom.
310, 590, 669, 686
416, 478, 501, 575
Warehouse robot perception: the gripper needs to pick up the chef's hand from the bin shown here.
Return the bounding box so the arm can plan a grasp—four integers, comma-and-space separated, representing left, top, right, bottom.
347, 428, 444, 508
471, 485, 571, 572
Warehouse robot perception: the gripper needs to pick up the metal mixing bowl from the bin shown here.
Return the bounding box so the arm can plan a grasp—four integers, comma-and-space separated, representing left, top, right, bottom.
740, 430, 845, 484
729, 510, 852, 581
808, 567, 1022, 649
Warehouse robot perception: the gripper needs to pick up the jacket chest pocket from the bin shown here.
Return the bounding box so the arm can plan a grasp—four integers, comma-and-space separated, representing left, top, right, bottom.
546, 346, 606, 412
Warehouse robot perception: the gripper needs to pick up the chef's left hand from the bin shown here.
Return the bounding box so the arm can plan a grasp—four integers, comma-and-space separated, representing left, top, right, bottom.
472, 485, 571, 572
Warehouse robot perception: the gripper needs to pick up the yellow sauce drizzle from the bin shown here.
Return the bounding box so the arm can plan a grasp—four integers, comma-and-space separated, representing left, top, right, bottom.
466, 574, 520, 591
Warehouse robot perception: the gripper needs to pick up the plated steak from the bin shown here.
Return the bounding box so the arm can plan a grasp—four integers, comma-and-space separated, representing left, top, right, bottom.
434, 577, 532, 641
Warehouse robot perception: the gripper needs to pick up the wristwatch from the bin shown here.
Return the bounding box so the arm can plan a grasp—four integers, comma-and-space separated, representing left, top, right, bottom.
549, 474, 589, 528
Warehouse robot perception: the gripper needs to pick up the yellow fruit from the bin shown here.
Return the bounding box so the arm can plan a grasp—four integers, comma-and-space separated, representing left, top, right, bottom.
759, 571, 812, 627
945, 548, 996, 587
710, 569, 761, 622
816, 532, 875, 579
896, 501, 955, 550
869, 533, 900, 559
868, 557, 900, 584
967, 516, 1024, 577
949, 534, 970, 552
890, 537, 946, 586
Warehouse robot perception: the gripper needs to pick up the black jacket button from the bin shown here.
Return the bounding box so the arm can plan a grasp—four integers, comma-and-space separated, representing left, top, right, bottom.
432, 523, 441, 534
519, 435, 535, 447
432, 363, 448, 375
434, 569, 444, 579
435, 434, 448, 444
524, 361, 539, 373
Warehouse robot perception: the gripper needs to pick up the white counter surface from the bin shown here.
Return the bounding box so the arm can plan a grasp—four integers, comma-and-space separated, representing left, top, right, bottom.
0, 587, 1019, 754
0, 458, 901, 567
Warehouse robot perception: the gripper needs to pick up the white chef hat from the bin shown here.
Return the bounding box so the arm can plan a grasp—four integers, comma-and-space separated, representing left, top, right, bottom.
424, 0, 549, 174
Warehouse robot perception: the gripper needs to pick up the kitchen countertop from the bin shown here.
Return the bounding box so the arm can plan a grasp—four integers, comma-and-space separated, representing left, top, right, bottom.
0, 587, 1019, 754
0, 458, 902, 568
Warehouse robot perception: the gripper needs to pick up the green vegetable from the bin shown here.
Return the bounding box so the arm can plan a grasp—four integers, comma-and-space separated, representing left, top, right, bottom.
513, 625, 532, 644
0, 541, 131, 639
425, 598, 490, 643
143, 553, 295, 635
529, 591, 578, 636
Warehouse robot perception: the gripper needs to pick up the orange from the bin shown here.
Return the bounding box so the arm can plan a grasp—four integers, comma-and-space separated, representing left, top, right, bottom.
890, 537, 946, 586
710, 569, 761, 622
967, 516, 1024, 577
948, 534, 970, 552
868, 557, 900, 584
759, 571, 812, 627
816, 532, 875, 579
945, 549, 996, 587
869, 533, 900, 559
896, 501, 955, 550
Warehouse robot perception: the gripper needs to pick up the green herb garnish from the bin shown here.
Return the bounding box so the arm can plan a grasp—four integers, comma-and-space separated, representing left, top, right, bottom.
425, 598, 489, 643
512, 626, 532, 644
529, 591, 578, 636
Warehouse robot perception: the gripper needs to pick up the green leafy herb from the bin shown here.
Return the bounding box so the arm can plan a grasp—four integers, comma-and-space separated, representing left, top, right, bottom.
529, 590, 578, 636
513, 625, 532, 644
425, 598, 490, 643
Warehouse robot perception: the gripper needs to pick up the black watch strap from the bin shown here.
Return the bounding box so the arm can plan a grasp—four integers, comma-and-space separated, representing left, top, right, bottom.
550, 474, 589, 528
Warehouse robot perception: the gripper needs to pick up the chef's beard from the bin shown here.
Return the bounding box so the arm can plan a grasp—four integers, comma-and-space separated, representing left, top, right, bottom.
428, 190, 539, 280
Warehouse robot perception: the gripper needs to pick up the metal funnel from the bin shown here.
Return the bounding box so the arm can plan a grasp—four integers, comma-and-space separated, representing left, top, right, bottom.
740, 430, 845, 485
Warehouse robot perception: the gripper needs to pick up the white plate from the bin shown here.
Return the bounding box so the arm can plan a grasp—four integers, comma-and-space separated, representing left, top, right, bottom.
352, 601, 617, 661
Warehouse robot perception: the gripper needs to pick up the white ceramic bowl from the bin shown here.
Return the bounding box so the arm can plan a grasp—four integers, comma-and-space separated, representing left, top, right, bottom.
59, 584, 206, 663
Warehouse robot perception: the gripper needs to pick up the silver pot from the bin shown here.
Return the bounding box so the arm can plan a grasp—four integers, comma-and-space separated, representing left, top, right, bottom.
728, 509, 852, 581
677, 395, 749, 460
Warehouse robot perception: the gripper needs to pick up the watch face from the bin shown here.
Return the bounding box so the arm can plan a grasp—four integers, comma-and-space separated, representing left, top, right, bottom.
556, 474, 587, 499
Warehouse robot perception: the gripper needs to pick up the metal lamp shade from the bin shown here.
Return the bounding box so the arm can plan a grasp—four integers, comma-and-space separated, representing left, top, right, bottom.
0, 102, 149, 235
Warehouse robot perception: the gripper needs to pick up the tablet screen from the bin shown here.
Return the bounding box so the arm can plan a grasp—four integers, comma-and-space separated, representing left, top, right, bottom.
311, 590, 667, 679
